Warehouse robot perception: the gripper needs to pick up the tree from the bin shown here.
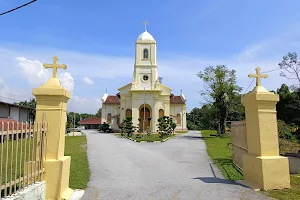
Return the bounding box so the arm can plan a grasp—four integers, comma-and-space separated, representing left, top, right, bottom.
157, 116, 173, 138
278, 52, 300, 89
171, 122, 177, 133
95, 108, 102, 117
197, 65, 242, 135
120, 117, 135, 137
276, 84, 300, 126
99, 122, 109, 132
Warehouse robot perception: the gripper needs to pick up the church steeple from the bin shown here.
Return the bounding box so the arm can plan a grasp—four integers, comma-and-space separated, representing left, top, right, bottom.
132, 22, 158, 90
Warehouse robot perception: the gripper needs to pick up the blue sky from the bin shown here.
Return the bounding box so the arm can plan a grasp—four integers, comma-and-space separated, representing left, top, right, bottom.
0, 0, 300, 113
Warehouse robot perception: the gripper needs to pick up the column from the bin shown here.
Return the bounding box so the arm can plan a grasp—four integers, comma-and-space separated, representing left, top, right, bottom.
32, 56, 73, 199
241, 69, 290, 190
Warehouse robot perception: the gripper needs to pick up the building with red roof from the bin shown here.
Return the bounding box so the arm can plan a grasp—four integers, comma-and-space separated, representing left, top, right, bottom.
78, 117, 101, 129
100, 29, 187, 132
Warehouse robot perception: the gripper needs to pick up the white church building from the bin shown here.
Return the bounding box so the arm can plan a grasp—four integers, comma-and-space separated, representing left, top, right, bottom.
101, 27, 187, 132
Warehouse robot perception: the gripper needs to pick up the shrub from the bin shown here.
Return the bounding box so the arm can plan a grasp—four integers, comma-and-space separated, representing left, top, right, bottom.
157, 116, 173, 138
99, 122, 109, 132
277, 120, 298, 141
120, 117, 136, 137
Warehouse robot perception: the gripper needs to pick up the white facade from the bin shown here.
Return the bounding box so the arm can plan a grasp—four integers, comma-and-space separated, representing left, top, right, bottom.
101, 30, 187, 132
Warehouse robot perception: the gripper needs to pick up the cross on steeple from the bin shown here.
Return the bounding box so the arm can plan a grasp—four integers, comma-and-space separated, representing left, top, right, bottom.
43, 56, 67, 78
142, 20, 149, 31
248, 67, 268, 86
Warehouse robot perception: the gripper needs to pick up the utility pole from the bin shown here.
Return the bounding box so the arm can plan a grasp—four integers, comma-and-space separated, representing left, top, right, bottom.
73, 113, 75, 136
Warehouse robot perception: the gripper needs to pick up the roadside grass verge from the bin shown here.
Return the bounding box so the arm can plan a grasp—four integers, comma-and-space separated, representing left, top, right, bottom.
200, 130, 243, 181
201, 130, 300, 200
65, 135, 90, 189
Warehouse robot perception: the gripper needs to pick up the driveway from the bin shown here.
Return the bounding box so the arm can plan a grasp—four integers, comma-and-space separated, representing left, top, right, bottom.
81, 130, 272, 200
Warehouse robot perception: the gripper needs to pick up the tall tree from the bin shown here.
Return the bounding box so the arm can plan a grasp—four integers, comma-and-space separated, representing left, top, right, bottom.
95, 108, 102, 117
197, 65, 242, 134
278, 52, 300, 89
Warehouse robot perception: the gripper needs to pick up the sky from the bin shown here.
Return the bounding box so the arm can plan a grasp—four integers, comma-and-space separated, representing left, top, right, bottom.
0, 0, 300, 114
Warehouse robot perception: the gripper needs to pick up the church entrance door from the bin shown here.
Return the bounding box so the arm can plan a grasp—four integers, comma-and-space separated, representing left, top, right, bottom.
140, 106, 151, 132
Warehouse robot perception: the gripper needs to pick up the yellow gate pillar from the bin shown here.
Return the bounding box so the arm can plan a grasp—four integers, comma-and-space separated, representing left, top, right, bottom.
241, 67, 290, 190
32, 56, 73, 199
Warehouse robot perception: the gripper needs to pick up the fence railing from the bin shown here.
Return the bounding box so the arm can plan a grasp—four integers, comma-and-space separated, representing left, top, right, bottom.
231, 121, 248, 170
0, 120, 48, 199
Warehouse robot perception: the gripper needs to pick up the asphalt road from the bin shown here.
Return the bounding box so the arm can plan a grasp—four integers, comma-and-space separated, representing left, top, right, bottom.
81, 130, 272, 200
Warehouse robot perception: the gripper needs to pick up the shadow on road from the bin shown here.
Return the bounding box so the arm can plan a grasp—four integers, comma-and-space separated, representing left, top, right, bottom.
192, 177, 248, 188
179, 135, 212, 140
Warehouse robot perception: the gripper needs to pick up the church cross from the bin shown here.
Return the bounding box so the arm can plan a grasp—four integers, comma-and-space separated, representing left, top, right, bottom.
142, 20, 149, 31
248, 67, 268, 86
43, 56, 67, 78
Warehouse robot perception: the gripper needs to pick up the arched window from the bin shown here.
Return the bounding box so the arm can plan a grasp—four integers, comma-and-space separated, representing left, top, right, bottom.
159, 109, 164, 118
143, 49, 149, 59
176, 114, 181, 125
126, 109, 132, 117
107, 113, 112, 124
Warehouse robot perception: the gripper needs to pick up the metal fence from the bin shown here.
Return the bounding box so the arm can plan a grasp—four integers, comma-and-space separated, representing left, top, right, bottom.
231, 121, 248, 170
0, 119, 48, 198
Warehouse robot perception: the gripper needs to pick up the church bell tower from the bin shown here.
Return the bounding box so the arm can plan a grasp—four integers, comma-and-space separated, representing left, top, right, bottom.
132, 21, 158, 90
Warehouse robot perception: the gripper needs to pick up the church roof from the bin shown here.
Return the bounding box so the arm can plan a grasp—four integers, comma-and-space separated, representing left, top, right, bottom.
170, 94, 185, 104
137, 31, 155, 41
103, 96, 120, 104
79, 117, 101, 125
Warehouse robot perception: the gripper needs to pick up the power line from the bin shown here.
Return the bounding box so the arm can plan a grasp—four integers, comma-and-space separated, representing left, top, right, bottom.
243, 67, 281, 94
0, 95, 35, 109
0, 0, 38, 16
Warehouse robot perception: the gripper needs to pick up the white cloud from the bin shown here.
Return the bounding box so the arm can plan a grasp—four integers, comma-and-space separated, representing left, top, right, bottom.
15, 56, 74, 93
82, 77, 94, 85
1, 30, 300, 113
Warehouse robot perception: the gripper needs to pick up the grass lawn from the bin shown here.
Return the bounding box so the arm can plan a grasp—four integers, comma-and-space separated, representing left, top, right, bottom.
201, 130, 300, 200
65, 135, 90, 189
200, 130, 243, 181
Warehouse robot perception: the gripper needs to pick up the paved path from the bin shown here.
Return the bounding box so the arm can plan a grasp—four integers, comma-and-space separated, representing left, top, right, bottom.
81, 130, 272, 200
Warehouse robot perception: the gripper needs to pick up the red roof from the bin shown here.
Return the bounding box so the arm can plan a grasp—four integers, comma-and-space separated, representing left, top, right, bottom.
0, 118, 34, 131
103, 96, 120, 104
79, 117, 101, 125
170, 95, 185, 104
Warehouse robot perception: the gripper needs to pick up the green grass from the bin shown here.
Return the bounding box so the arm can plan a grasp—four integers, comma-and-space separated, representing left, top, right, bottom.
200, 130, 243, 181
65, 135, 90, 189
261, 174, 300, 200
1, 138, 34, 185
201, 130, 300, 199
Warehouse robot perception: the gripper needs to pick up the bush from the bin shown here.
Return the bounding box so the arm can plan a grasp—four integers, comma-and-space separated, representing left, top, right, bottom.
277, 120, 298, 141
99, 122, 110, 132
120, 117, 136, 137
157, 116, 173, 138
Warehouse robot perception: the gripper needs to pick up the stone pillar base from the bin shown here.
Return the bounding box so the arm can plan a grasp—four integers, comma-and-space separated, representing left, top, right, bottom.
44, 156, 74, 199
243, 153, 290, 190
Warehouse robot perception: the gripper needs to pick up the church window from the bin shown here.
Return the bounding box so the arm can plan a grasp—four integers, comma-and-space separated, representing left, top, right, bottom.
143, 75, 149, 81
126, 109, 132, 117
176, 114, 181, 125
143, 49, 149, 59
107, 113, 112, 124
159, 109, 164, 118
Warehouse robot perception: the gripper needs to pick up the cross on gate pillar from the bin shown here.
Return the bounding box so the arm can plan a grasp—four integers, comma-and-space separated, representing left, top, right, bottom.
241, 67, 290, 190
32, 56, 73, 199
